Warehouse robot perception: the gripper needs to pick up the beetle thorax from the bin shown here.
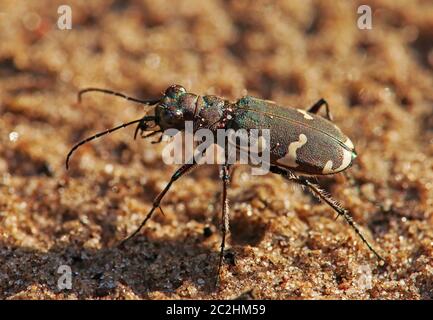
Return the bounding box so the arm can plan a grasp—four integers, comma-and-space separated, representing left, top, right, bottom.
154, 85, 231, 132
195, 95, 229, 130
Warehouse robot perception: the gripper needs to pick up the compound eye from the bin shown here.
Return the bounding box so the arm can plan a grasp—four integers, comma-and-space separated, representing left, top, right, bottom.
165, 85, 186, 98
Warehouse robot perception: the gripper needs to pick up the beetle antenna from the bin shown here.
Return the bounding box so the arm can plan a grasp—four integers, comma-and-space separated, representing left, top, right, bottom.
66, 116, 155, 170
78, 88, 160, 105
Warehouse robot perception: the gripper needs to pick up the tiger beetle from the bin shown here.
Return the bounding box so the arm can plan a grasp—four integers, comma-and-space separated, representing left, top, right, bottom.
66, 84, 384, 287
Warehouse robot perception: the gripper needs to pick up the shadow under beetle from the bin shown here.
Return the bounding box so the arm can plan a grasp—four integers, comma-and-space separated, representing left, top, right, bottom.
66, 84, 384, 287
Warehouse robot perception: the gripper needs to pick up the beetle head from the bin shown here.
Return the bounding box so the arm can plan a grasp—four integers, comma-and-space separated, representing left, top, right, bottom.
155, 84, 197, 130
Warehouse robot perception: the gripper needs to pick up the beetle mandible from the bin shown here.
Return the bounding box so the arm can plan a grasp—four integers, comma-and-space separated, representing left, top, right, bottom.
66, 84, 384, 286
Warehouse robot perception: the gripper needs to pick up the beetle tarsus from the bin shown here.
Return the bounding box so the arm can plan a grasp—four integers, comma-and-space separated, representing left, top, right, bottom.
118, 162, 197, 248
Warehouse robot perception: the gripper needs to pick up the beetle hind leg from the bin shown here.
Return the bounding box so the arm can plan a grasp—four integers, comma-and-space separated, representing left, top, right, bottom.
308, 98, 333, 121
269, 166, 384, 262
215, 164, 232, 288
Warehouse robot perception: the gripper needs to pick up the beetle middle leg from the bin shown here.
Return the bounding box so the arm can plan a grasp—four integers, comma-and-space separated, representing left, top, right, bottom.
119, 162, 197, 247
308, 98, 333, 121
269, 166, 384, 261
216, 164, 232, 288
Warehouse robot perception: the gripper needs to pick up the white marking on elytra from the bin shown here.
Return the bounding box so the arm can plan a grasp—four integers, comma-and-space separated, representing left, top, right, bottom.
323, 160, 334, 174
277, 134, 308, 167
344, 138, 354, 149
334, 148, 353, 172
297, 109, 314, 120
264, 99, 276, 104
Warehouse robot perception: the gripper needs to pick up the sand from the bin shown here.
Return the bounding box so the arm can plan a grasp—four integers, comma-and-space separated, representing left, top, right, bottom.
0, 0, 433, 299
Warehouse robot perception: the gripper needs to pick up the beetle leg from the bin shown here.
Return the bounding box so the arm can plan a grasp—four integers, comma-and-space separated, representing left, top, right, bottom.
119, 162, 197, 247
151, 133, 164, 144
308, 98, 333, 121
216, 164, 232, 288
269, 166, 384, 262
295, 177, 384, 261
136, 129, 157, 140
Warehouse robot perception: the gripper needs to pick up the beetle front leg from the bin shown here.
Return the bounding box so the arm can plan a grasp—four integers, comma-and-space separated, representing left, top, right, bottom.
216, 164, 232, 288
269, 166, 384, 262
119, 162, 197, 247
308, 98, 333, 121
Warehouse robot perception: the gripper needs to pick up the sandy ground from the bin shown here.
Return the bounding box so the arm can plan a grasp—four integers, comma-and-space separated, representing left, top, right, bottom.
0, 0, 433, 299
